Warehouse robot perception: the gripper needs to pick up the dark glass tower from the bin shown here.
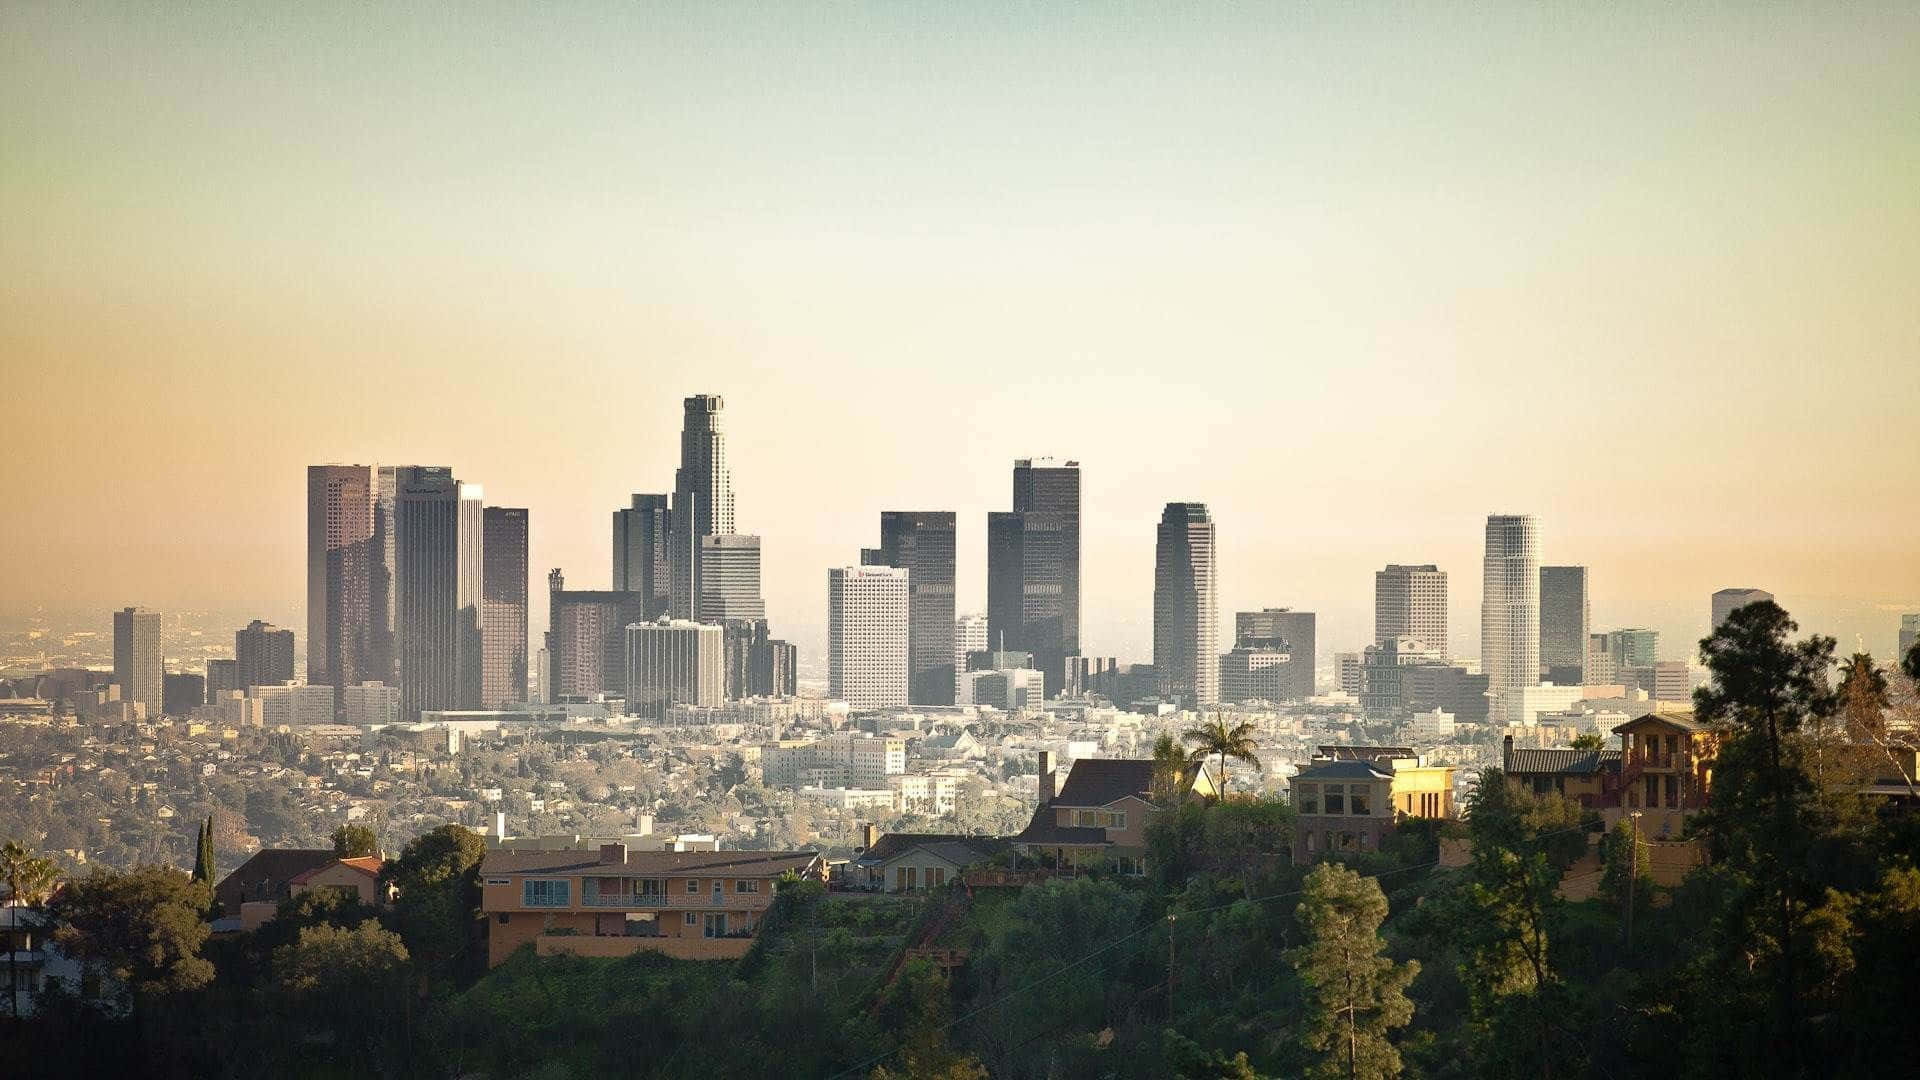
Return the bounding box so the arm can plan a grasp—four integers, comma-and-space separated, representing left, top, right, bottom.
987, 458, 1080, 696
864, 511, 957, 705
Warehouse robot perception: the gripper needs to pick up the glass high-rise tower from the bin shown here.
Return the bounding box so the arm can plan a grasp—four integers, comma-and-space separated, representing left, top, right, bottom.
1153, 503, 1218, 707
864, 511, 957, 705
1539, 565, 1590, 685
987, 458, 1080, 696
669, 395, 735, 620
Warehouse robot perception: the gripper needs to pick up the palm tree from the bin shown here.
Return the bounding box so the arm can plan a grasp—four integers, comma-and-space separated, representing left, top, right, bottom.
1181, 714, 1262, 798
0, 841, 56, 907
1149, 734, 1189, 806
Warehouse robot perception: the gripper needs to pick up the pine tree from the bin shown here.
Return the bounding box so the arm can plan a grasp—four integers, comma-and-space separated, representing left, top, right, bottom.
1286, 863, 1418, 1080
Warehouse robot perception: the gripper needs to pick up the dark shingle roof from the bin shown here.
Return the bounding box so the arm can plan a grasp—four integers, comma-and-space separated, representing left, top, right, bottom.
1052, 758, 1155, 808
1504, 748, 1622, 776
854, 832, 1001, 867
215, 848, 337, 914
479, 848, 820, 879
1613, 709, 1709, 735
1293, 760, 1394, 783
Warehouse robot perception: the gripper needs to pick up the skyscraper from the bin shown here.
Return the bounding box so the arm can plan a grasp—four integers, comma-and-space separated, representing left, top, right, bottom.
829, 565, 909, 711
625, 618, 725, 720
395, 467, 463, 720
1235, 608, 1316, 701
1153, 502, 1218, 707
695, 534, 767, 623
668, 395, 736, 620
864, 511, 957, 705
1901, 613, 1919, 663
1711, 588, 1774, 632
113, 606, 163, 718
1375, 564, 1448, 657
1481, 514, 1540, 727
370, 465, 399, 686
235, 619, 295, 689
1538, 566, 1590, 685
954, 613, 989, 701
987, 458, 1079, 696
455, 482, 485, 708
546, 569, 651, 701
612, 493, 671, 614
482, 506, 529, 706
1605, 628, 1660, 669
307, 464, 376, 707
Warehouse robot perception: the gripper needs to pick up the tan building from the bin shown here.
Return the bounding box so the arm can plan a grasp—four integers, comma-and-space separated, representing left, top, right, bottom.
1290, 747, 1456, 863
479, 846, 822, 966
1010, 753, 1209, 876
1502, 734, 1623, 808
1614, 709, 1719, 836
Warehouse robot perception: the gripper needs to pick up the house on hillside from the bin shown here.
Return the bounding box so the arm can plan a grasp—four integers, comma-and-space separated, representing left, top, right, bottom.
478, 845, 823, 965
1614, 709, 1719, 836
1502, 735, 1623, 808
1289, 747, 1456, 864
850, 830, 1006, 892
215, 848, 340, 931
1009, 752, 1211, 876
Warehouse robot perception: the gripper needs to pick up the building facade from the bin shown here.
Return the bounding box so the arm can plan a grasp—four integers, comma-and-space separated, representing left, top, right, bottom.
546, 572, 652, 701
625, 619, 725, 721
307, 464, 377, 709
1711, 588, 1774, 633
612, 493, 671, 611
828, 566, 909, 711
668, 395, 736, 620
1481, 514, 1540, 727
113, 606, 163, 718
1152, 502, 1218, 707
1538, 565, 1590, 685
864, 511, 958, 706
953, 613, 989, 701
482, 507, 529, 706
235, 619, 295, 690
695, 534, 767, 623
1374, 564, 1448, 657
987, 458, 1080, 697
1231, 608, 1315, 701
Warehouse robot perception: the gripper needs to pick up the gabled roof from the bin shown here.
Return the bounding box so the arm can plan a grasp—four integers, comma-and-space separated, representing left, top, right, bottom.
1052, 758, 1155, 808
288, 855, 383, 887
1504, 748, 1622, 776
1613, 709, 1709, 735
1293, 759, 1394, 783
479, 848, 821, 879
854, 832, 1000, 867
215, 848, 338, 914
873, 838, 1005, 871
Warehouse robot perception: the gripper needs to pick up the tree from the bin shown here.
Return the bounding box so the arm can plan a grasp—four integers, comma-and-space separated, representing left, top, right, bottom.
1694, 600, 1836, 1076
1151, 733, 1191, 806
51, 865, 214, 999
332, 822, 381, 858
1, 840, 57, 906
191, 815, 214, 892
381, 824, 486, 987
870, 962, 989, 1080
1286, 863, 1418, 1080
1569, 732, 1606, 750
274, 921, 414, 1074
1182, 716, 1262, 797
1834, 652, 1915, 797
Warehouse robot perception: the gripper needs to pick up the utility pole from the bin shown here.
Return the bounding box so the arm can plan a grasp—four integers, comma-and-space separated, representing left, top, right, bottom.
1624, 810, 1642, 951
1166, 914, 1176, 1019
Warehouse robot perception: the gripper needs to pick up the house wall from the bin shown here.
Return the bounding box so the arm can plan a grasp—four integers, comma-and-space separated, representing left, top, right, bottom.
482, 868, 780, 966
294, 863, 381, 906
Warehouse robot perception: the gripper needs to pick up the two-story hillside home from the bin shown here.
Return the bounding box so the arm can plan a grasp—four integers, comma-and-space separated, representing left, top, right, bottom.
1614, 709, 1719, 836
1290, 747, 1456, 863
1009, 752, 1215, 875
1502, 734, 1624, 808
480, 845, 823, 965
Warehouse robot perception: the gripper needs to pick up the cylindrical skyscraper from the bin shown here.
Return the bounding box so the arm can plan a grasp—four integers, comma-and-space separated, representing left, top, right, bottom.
1153, 502, 1218, 708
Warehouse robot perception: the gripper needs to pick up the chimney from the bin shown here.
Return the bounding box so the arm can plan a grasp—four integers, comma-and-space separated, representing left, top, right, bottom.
495, 810, 507, 842
1036, 750, 1055, 807
860, 823, 879, 850
1502, 734, 1513, 768
599, 842, 627, 866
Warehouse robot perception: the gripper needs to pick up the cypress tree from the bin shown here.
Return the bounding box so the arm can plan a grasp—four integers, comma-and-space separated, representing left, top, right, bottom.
193, 814, 215, 892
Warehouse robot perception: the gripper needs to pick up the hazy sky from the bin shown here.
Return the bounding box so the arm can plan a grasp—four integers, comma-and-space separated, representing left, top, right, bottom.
4, 3, 1917, 668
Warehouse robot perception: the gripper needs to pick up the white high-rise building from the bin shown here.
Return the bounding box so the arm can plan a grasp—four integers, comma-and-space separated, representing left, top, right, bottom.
625, 618, 725, 720
1153, 502, 1218, 707
829, 566, 909, 711
954, 613, 988, 700
1482, 514, 1540, 727
1375, 564, 1448, 658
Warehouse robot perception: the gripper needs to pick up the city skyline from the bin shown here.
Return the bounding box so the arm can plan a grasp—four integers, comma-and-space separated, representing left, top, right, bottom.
4, 6, 1917, 667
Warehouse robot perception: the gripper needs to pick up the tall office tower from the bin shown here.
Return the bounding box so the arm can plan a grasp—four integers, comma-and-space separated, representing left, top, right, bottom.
1481, 514, 1540, 727
369, 466, 399, 685
863, 512, 957, 705
235, 620, 295, 689
307, 464, 376, 706
546, 569, 651, 701
1360, 637, 1442, 718
954, 613, 989, 701
1538, 566, 1591, 685
751, 634, 798, 697
163, 672, 205, 717
613, 493, 672, 615
1236, 608, 1317, 701
454, 483, 486, 708
394, 467, 462, 720
987, 458, 1080, 696
112, 606, 163, 718
1374, 564, 1448, 657
828, 566, 909, 711
625, 618, 725, 720
1711, 588, 1774, 633
695, 534, 767, 622
1153, 503, 1219, 707
205, 658, 241, 698
668, 395, 736, 619
481, 507, 529, 706
1605, 628, 1660, 669
1901, 614, 1920, 662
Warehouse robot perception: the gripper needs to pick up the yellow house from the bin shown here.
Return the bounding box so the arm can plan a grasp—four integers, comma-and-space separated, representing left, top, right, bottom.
479, 846, 823, 966
1613, 709, 1719, 837
1290, 747, 1456, 863
1010, 752, 1212, 876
